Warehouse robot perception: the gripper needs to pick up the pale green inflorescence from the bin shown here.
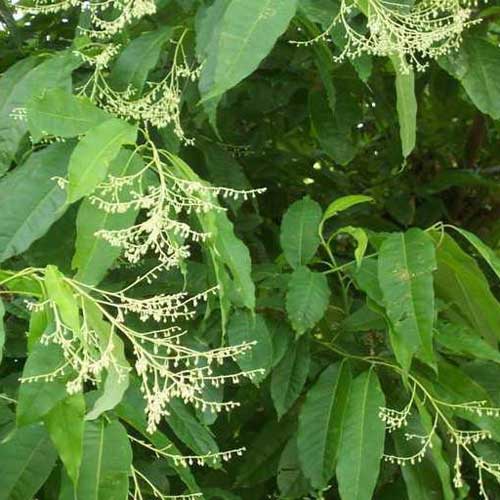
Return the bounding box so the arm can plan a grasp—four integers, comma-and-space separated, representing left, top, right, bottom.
295, 0, 486, 72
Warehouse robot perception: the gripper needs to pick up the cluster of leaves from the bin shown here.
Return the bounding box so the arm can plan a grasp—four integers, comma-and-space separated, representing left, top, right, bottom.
0, 0, 499, 499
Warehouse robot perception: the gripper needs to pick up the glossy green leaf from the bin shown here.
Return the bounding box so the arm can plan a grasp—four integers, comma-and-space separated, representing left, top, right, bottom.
44, 393, 85, 484
430, 232, 500, 345
235, 415, 296, 487
208, 210, 256, 310
440, 37, 500, 119
393, 59, 417, 158
351, 256, 384, 305
228, 310, 273, 382
84, 300, 130, 420
67, 118, 137, 203
60, 420, 132, 500
195, 0, 231, 129
414, 399, 454, 500
335, 226, 369, 268
268, 319, 293, 368
0, 299, 4, 365
72, 149, 144, 286
320, 195, 373, 232
378, 229, 437, 370
116, 382, 201, 494
200, 0, 298, 100
286, 266, 330, 336
17, 342, 69, 426
393, 416, 443, 500
0, 424, 57, 500
0, 142, 73, 262
110, 26, 173, 92
167, 399, 220, 464
436, 321, 500, 364
451, 226, 500, 280
169, 153, 255, 314
280, 196, 322, 269
297, 361, 352, 489
336, 369, 386, 500
309, 89, 358, 166
0, 52, 80, 173
44, 265, 80, 334
271, 336, 310, 419
277, 437, 311, 498
430, 361, 500, 443
26, 89, 109, 141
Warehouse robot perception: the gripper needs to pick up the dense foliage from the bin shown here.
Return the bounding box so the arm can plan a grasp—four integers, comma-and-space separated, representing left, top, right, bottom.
0, 0, 500, 499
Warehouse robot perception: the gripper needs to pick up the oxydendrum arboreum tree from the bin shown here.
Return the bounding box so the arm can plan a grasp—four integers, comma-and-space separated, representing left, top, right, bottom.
0, 0, 499, 499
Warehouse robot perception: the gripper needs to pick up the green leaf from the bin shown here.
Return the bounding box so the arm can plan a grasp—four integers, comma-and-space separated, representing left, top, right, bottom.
0, 424, 57, 500
414, 399, 455, 500
335, 226, 368, 268
0, 142, 73, 262
336, 369, 386, 500
286, 266, 330, 336
320, 195, 373, 232
0, 299, 4, 365
26, 89, 109, 141
393, 415, 444, 500
271, 336, 310, 419
60, 420, 132, 500
200, 141, 251, 212
195, 0, 231, 130
44, 393, 85, 485
309, 89, 358, 166
44, 265, 80, 334
0, 52, 80, 173
297, 361, 352, 489
235, 415, 296, 487
72, 149, 144, 285
84, 300, 130, 420
277, 437, 311, 498
110, 26, 173, 92
17, 342, 69, 426
167, 399, 220, 464
378, 229, 437, 371
228, 310, 273, 383
116, 382, 201, 495
280, 196, 322, 269
169, 153, 255, 315
268, 319, 293, 368
392, 58, 417, 158
430, 232, 500, 345
351, 256, 384, 305
67, 118, 137, 203
200, 0, 298, 100
436, 321, 500, 364
207, 210, 256, 310
439, 37, 500, 120
430, 360, 500, 443
451, 226, 500, 281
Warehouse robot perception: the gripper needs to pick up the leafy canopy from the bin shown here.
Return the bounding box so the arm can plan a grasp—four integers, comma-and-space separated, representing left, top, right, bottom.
0, 0, 500, 499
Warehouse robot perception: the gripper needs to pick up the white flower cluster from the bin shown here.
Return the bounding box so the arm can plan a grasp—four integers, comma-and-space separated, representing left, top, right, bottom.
77, 33, 200, 144
294, 0, 485, 72
74, 43, 121, 70
22, 273, 263, 434
20, 0, 156, 38
379, 384, 416, 432
89, 144, 265, 281
380, 382, 500, 499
